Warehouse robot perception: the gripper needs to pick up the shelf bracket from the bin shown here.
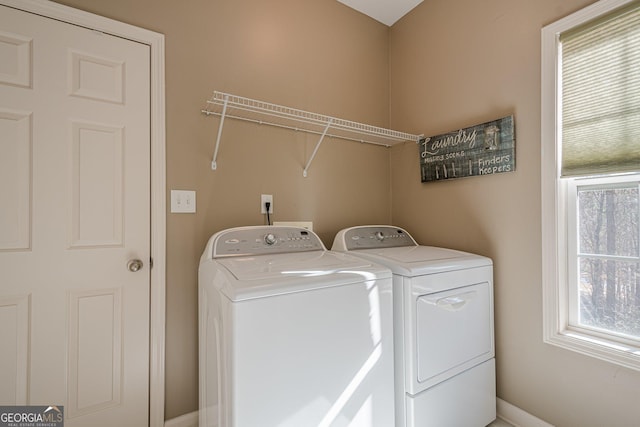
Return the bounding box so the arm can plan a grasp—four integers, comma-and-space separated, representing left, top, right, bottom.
211, 94, 229, 170
303, 119, 333, 178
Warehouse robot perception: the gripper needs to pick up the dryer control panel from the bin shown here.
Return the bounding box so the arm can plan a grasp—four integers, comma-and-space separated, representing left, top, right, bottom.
333, 226, 418, 251
210, 226, 325, 258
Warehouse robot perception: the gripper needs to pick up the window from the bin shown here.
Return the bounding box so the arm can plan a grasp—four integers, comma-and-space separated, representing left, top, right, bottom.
569, 176, 640, 343
542, 0, 640, 370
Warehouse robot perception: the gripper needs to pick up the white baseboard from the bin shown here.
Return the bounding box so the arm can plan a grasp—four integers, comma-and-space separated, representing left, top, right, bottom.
166, 399, 551, 427
164, 410, 199, 427
497, 398, 555, 427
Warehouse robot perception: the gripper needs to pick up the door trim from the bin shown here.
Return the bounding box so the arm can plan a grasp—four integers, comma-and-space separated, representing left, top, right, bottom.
0, 1, 167, 425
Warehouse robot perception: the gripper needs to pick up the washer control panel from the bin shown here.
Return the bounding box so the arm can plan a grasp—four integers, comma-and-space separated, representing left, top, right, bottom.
335, 226, 417, 250
212, 226, 325, 257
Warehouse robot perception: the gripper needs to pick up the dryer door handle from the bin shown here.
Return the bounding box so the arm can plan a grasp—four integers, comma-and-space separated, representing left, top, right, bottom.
434, 290, 476, 311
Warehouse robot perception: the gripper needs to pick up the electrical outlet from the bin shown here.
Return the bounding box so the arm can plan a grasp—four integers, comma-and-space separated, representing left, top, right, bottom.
171, 190, 196, 213
261, 194, 273, 214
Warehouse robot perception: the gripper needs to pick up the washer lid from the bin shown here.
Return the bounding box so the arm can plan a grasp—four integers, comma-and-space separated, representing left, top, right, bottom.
218, 250, 371, 280
345, 245, 491, 276
214, 251, 391, 301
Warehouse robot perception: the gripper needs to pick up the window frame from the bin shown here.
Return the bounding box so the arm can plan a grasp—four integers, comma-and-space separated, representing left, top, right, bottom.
541, 0, 640, 371
567, 175, 640, 345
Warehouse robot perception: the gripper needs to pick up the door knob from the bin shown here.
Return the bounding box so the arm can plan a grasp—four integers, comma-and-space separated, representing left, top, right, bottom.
127, 259, 144, 272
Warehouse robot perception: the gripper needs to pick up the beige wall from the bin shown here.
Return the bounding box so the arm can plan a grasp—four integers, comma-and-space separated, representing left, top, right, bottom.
389, 1, 640, 426
53, 0, 392, 420
47, 0, 640, 425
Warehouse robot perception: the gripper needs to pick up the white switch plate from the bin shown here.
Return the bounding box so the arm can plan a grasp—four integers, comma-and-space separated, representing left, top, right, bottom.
171, 190, 196, 213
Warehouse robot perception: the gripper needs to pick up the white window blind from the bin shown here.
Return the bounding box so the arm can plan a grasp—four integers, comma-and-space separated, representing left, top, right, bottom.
561, 2, 640, 177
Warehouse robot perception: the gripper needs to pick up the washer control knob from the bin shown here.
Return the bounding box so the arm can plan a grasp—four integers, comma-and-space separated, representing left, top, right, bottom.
264, 233, 277, 246
375, 231, 385, 241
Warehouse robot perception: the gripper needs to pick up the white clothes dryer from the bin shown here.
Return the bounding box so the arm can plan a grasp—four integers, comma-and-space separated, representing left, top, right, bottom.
199, 226, 395, 427
332, 225, 496, 427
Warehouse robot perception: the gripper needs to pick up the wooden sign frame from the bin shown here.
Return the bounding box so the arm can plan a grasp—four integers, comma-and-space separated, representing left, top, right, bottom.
418, 115, 515, 183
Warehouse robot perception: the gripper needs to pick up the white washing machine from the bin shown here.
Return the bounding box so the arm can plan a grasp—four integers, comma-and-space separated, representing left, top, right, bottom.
199, 226, 395, 427
332, 225, 496, 427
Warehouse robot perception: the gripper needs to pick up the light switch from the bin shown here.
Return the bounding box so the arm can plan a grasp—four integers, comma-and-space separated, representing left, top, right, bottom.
171, 190, 196, 213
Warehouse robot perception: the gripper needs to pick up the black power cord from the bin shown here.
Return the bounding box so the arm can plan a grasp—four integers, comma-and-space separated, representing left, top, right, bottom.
265, 201, 271, 225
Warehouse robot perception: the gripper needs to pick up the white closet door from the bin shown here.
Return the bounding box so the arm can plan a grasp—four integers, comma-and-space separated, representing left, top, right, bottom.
0, 5, 150, 426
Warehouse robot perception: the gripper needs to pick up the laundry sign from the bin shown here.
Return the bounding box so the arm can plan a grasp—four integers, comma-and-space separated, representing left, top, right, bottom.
418, 115, 515, 182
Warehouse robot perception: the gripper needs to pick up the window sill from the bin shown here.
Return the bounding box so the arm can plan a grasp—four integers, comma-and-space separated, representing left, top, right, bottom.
544, 328, 640, 372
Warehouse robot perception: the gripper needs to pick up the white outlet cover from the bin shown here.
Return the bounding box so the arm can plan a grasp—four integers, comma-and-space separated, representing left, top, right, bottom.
171, 190, 196, 213
261, 194, 273, 214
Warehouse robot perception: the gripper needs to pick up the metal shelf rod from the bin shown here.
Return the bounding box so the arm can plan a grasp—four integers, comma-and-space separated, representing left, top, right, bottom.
211, 94, 228, 170
303, 119, 332, 178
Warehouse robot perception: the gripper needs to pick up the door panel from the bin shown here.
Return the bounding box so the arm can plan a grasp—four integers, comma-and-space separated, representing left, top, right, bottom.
0, 5, 150, 426
0, 109, 31, 250
0, 29, 32, 88
69, 121, 124, 247
68, 50, 125, 104
0, 295, 29, 405
68, 288, 122, 417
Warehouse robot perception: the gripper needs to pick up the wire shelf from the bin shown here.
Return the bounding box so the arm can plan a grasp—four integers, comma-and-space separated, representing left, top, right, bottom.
202, 91, 421, 175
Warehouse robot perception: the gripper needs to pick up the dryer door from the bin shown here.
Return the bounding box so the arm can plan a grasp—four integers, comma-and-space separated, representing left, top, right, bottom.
412, 273, 494, 391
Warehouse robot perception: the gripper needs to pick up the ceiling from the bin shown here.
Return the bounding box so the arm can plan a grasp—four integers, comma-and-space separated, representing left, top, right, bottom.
337, 0, 424, 26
